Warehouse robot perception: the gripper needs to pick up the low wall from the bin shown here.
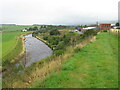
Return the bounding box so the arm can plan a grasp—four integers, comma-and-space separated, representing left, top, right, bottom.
109, 29, 120, 37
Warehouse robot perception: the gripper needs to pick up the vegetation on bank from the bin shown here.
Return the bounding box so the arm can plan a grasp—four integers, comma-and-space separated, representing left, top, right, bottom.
32, 32, 118, 88
33, 29, 98, 56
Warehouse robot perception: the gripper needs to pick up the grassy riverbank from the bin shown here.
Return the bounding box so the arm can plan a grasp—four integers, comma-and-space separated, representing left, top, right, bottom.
32, 32, 118, 88
2, 32, 23, 65
2, 31, 32, 68
3, 29, 97, 88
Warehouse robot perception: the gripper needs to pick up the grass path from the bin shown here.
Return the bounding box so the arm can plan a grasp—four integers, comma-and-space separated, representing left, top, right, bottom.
33, 32, 118, 88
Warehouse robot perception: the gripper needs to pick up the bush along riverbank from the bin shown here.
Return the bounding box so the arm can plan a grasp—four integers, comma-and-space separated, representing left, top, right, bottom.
2, 29, 99, 88
32, 29, 98, 56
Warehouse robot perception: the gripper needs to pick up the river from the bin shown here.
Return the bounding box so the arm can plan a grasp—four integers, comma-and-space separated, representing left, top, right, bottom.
16, 34, 53, 68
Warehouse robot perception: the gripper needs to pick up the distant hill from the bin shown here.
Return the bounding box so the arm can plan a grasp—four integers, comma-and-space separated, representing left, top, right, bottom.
0, 24, 16, 26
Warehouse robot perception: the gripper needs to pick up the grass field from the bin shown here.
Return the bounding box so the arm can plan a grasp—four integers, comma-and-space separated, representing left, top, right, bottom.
1, 25, 34, 66
33, 32, 118, 88
2, 32, 22, 57
2, 25, 31, 31
2, 32, 24, 65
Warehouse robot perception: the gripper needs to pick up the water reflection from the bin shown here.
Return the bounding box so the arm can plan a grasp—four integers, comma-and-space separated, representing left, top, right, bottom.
16, 34, 52, 67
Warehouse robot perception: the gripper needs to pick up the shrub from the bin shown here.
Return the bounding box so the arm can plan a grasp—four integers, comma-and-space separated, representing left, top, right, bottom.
74, 47, 81, 53
50, 29, 60, 35
55, 41, 65, 50
116, 22, 119, 26
53, 50, 64, 56
84, 29, 97, 36
43, 36, 48, 40
116, 27, 120, 29
103, 30, 107, 32
33, 26, 38, 30
32, 31, 38, 37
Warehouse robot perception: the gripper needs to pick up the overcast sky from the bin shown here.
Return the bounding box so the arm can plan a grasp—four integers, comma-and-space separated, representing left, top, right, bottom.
0, 0, 119, 25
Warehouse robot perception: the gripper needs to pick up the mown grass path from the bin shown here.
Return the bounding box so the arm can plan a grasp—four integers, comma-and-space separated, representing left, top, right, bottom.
34, 32, 118, 88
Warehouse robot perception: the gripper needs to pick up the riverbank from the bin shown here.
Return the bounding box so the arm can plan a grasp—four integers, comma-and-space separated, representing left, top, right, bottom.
32, 32, 118, 88
20, 34, 52, 67
35, 36, 54, 50
2, 33, 96, 88
2, 32, 32, 71
3, 29, 98, 88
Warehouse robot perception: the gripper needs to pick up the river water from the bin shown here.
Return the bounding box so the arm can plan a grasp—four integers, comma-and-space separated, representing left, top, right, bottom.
16, 34, 53, 67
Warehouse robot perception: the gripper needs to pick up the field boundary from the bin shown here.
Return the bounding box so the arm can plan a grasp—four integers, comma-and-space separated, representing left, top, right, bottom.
109, 29, 120, 37
12, 32, 33, 62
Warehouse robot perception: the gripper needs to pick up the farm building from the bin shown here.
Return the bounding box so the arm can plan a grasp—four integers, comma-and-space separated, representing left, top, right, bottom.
99, 24, 111, 30
80, 27, 98, 32
82, 27, 98, 30
71, 29, 83, 34
22, 29, 27, 32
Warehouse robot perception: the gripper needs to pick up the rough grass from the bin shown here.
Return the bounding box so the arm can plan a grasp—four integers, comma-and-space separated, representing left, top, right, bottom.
33, 32, 118, 88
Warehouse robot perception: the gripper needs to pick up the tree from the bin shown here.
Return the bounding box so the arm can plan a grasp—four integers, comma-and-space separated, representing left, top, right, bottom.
50, 29, 60, 35
28, 27, 33, 31
116, 22, 119, 26
43, 36, 48, 40
33, 26, 38, 30
80, 25, 83, 28
84, 29, 97, 37
84, 25, 87, 28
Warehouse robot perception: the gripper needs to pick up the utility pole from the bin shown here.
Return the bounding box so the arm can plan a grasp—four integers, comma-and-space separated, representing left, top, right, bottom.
96, 21, 99, 27
118, 1, 120, 24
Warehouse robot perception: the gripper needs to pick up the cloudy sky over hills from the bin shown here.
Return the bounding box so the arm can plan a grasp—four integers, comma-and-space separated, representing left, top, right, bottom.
1, 0, 119, 25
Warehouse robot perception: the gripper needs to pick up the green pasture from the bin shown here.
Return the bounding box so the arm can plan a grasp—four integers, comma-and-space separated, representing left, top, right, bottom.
2, 25, 31, 31
2, 32, 22, 58
2, 32, 23, 65
33, 32, 118, 88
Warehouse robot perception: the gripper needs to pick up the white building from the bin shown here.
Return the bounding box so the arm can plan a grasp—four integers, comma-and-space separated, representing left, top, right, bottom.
82, 27, 97, 30
22, 29, 27, 32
